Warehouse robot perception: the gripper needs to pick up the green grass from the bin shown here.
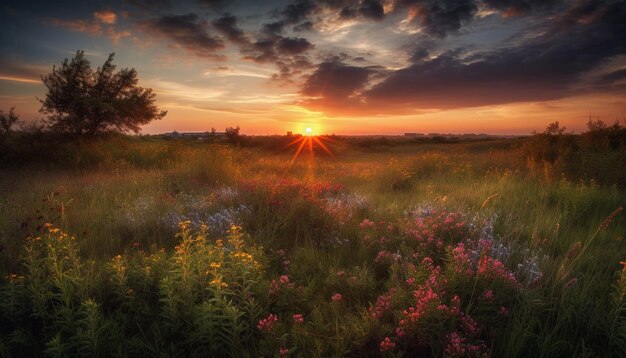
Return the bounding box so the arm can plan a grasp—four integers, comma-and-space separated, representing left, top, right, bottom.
0, 137, 624, 357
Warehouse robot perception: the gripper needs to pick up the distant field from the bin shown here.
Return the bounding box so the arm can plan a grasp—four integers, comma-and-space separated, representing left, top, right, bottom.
1, 136, 624, 357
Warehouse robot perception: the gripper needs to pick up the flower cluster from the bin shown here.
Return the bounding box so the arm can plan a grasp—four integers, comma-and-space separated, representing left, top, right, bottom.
257, 313, 278, 334
269, 275, 295, 296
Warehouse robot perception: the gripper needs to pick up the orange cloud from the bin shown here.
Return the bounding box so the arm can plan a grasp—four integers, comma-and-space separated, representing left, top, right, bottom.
94, 10, 117, 24
49, 18, 101, 35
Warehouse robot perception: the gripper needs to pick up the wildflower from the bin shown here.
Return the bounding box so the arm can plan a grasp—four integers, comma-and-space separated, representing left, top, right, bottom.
210, 262, 221, 269
132, 242, 141, 248
405, 277, 415, 286
444, 332, 466, 357
293, 314, 304, 324
379, 337, 395, 352
179, 220, 192, 231
257, 313, 278, 334
499, 306, 509, 316
210, 277, 228, 288
481, 290, 494, 303
279, 347, 289, 357
331, 293, 342, 302
336, 270, 345, 277
359, 219, 375, 229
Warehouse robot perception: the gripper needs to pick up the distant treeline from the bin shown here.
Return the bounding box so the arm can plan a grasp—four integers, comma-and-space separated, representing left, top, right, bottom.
1, 120, 625, 187
523, 120, 626, 187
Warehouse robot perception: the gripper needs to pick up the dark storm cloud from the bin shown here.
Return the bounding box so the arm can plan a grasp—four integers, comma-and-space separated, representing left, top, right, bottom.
395, 0, 478, 38
282, 0, 317, 24
242, 39, 277, 63
262, 0, 386, 36
141, 14, 224, 58
482, 0, 562, 16
298, 0, 626, 113
367, 0, 626, 108
596, 69, 626, 86
212, 13, 248, 44
293, 21, 314, 32
301, 59, 376, 99
272, 55, 314, 83
340, 0, 385, 21
277, 37, 313, 55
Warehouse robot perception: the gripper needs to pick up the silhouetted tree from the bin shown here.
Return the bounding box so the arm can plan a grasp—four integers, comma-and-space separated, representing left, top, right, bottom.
0, 107, 19, 140
544, 121, 566, 135
39, 50, 167, 137
225, 126, 241, 144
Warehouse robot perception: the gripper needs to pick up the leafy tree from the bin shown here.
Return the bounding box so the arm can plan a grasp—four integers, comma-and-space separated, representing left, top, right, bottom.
544, 121, 566, 135
0, 107, 19, 139
39, 50, 166, 137
225, 126, 241, 144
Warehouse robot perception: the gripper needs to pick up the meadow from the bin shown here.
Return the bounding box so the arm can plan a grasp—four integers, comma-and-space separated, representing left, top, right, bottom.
0, 133, 625, 357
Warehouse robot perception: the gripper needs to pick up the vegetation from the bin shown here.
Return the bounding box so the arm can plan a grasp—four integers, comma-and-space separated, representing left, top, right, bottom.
39, 51, 166, 137
0, 107, 19, 141
0, 127, 625, 356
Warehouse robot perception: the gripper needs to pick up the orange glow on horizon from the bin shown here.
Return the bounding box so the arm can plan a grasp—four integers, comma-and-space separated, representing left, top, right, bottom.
285, 134, 335, 165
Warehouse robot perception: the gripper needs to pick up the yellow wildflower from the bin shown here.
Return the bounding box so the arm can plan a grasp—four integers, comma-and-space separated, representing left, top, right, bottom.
210, 277, 228, 288
210, 262, 221, 269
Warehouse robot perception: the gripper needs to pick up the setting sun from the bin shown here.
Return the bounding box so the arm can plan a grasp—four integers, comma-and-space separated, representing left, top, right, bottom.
305, 127, 312, 135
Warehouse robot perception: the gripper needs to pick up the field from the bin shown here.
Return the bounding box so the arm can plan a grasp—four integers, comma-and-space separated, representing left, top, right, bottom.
1, 135, 625, 357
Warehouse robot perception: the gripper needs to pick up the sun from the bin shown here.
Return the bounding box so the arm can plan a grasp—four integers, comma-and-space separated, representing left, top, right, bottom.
283, 128, 338, 165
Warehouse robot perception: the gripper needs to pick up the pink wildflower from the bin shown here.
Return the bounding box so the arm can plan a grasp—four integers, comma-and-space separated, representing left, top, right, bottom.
379, 337, 396, 352
279, 347, 289, 357
481, 289, 494, 303
444, 332, 466, 357
499, 306, 509, 316
257, 313, 278, 334
293, 313, 304, 324
331, 293, 342, 302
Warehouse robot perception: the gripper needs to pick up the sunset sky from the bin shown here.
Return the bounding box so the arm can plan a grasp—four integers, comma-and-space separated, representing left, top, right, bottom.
1, 0, 625, 135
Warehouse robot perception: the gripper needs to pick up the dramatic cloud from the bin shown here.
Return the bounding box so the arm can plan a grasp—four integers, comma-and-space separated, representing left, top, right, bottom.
296, 0, 626, 114
302, 60, 374, 98
277, 37, 313, 55
212, 13, 248, 44
141, 14, 224, 58
3, 0, 626, 132
482, 0, 562, 16
48, 11, 129, 44
396, 0, 478, 37
340, 0, 385, 21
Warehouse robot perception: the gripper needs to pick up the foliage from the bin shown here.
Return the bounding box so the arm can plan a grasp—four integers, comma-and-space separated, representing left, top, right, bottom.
39, 51, 166, 137
1, 137, 625, 356
0, 107, 19, 140
524, 119, 626, 186
225, 126, 241, 144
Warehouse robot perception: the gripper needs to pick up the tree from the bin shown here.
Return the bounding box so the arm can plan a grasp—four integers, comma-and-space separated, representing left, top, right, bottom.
225, 126, 241, 144
39, 50, 166, 137
544, 121, 566, 135
0, 107, 19, 140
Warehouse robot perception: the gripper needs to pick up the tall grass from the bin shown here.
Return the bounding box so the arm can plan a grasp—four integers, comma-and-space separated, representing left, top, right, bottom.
0, 136, 624, 356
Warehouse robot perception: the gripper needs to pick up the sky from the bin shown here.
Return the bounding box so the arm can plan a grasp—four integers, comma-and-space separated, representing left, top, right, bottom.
0, 0, 625, 135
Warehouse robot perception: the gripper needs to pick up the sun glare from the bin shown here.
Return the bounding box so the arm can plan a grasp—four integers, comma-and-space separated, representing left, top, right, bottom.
305, 127, 313, 135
